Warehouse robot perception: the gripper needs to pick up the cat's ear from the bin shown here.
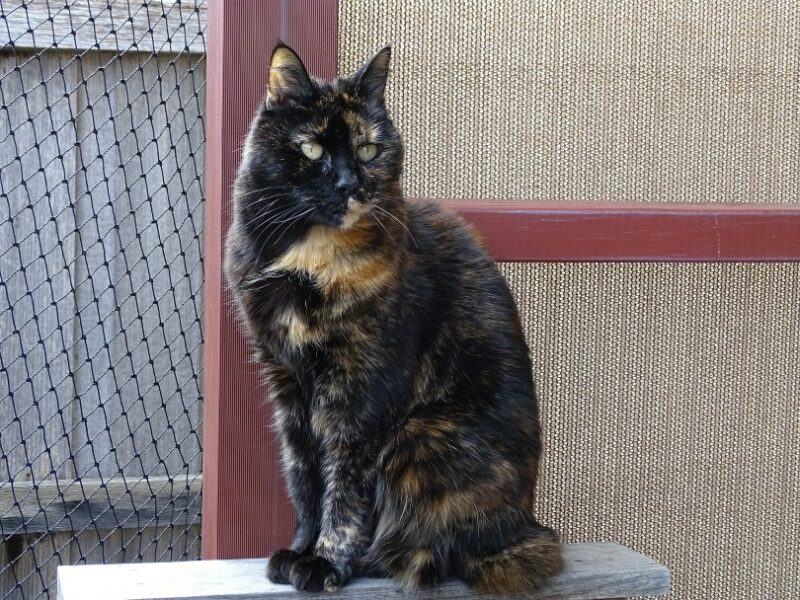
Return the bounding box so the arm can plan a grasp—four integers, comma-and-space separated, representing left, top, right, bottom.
266, 44, 313, 108
355, 46, 392, 103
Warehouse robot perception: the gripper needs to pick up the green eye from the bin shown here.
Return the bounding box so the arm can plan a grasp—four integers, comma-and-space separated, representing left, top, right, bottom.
300, 141, 323, 160
357, 144, 378, 162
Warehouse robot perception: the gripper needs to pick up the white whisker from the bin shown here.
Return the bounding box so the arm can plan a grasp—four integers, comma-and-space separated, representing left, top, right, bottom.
235, 184, 292, 199
372, 205, 418, 248
369, 211, 394, 242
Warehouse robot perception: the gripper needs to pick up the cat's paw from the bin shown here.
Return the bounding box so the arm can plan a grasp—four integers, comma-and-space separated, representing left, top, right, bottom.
267, 549, 303, 584
289, 556, 342, 593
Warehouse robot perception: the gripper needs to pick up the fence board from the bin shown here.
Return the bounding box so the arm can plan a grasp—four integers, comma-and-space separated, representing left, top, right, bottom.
0, 51, 79, 488
1, 0, 206, 55
0, 50, 205, 486
70, 50, 130, 482
84, 51, 205, 480
0, 475, 202, 535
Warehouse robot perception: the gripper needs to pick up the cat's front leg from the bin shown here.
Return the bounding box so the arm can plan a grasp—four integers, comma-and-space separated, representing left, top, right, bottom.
265, 370, 323, 584
289, 436, 376, 593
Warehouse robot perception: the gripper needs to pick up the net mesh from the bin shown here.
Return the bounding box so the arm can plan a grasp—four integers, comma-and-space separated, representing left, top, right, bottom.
0, 2, 206, 598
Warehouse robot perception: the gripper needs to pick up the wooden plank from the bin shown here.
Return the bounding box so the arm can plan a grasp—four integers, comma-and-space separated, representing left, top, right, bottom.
0, 0, 206, 54
0, 51, 80, 491
445, 200, 800, 262
0, 475, 202, 534
1, 525, 201, 600
68, 50, 204, 483
69, 49, 129, 483
56, 543, 670, 600
105, 51, 205, 480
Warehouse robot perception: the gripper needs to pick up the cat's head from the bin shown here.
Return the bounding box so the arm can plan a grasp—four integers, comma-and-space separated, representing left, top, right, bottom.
235, 43, 402, 243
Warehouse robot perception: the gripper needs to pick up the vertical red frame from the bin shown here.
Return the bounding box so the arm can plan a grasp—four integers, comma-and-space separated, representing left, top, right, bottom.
202, 0, 339, 559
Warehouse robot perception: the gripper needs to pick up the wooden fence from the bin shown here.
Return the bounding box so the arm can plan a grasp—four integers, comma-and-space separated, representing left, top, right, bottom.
0, 1, 207, 598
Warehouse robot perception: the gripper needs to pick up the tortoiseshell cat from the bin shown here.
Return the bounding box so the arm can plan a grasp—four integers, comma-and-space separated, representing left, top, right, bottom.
225, 44, 563, 593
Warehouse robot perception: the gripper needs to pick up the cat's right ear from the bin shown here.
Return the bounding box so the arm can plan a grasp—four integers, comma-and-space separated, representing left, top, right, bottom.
355, 46, 392, 103
266, 44, 313, 108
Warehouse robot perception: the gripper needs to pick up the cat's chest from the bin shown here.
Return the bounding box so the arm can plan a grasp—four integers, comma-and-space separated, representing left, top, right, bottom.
236, 223, 395, 355
241, 269, 329, 350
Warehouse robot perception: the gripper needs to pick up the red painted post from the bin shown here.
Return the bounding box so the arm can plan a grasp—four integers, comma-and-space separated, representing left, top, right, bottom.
202, 0, 338, 560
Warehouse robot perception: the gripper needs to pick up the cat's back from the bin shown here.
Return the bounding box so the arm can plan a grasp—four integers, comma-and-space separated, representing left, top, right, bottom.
405, 200, 488, 265
404, 200, 514, 313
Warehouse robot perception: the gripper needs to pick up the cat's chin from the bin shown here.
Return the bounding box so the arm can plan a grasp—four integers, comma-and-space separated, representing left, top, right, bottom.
339, 198, 371, 230
340, 212, 368, 231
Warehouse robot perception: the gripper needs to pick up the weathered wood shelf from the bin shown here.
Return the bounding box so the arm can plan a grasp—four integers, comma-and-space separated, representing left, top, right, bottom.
57, 542, 669, 600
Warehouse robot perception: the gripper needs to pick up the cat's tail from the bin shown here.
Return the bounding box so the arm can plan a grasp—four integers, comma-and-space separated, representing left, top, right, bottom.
455, 516, 564, 593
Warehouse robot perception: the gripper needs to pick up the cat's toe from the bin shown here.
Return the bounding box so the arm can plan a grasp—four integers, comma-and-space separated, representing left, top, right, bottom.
267, 549, 302, 584
289, 556, 342, 593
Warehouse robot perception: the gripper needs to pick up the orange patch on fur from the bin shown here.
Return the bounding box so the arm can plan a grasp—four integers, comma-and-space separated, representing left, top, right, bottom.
270, 222, 394, 297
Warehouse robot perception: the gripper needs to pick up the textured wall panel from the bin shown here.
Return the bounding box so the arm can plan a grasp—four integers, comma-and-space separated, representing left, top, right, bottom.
339, 1, 800, 202
499, 262, 799, 599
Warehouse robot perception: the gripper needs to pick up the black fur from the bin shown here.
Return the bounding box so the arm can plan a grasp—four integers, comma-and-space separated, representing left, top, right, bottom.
225, 44, 563, 593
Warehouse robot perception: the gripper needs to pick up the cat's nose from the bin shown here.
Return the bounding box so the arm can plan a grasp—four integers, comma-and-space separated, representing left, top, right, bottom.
335, 170, 359, 195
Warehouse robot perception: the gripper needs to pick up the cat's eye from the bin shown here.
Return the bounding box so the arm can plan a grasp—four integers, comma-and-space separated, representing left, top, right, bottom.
357, 144, 378, 162
300, 141, 324, 160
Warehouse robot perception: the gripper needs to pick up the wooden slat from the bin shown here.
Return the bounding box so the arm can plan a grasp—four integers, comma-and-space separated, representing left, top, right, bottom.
0, 0, 206, 54
0, 475, 201, 534
1, 526, 201, 599
446, 200, 800, 262
68, 50, 205, 482
0, 51, 79, 488
56, 542, 670, 600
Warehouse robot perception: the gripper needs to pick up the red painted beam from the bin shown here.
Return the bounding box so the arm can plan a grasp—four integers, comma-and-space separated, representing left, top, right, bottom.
202, 0, 338, 560
446, 201, 800, 262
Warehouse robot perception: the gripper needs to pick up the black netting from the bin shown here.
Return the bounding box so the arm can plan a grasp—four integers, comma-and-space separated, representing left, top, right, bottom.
0, 2, 206, 598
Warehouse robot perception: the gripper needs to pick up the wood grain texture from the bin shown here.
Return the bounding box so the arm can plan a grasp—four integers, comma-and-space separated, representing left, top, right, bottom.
56, 543, 670, 600
1, 0, 206, 54
0, 48, 204, 490
445, 200, 800, 262
0, 475, 201, 534
0, 51, 79, 488
1, 46, 205, 597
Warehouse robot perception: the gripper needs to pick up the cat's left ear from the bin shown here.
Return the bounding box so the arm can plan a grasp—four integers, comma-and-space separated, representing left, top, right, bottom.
267, 44, 313, 108
355, 46, 392, 103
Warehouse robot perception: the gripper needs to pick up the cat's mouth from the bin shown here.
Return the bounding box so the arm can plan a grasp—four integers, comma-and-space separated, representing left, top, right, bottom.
312, 196, 371, 230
